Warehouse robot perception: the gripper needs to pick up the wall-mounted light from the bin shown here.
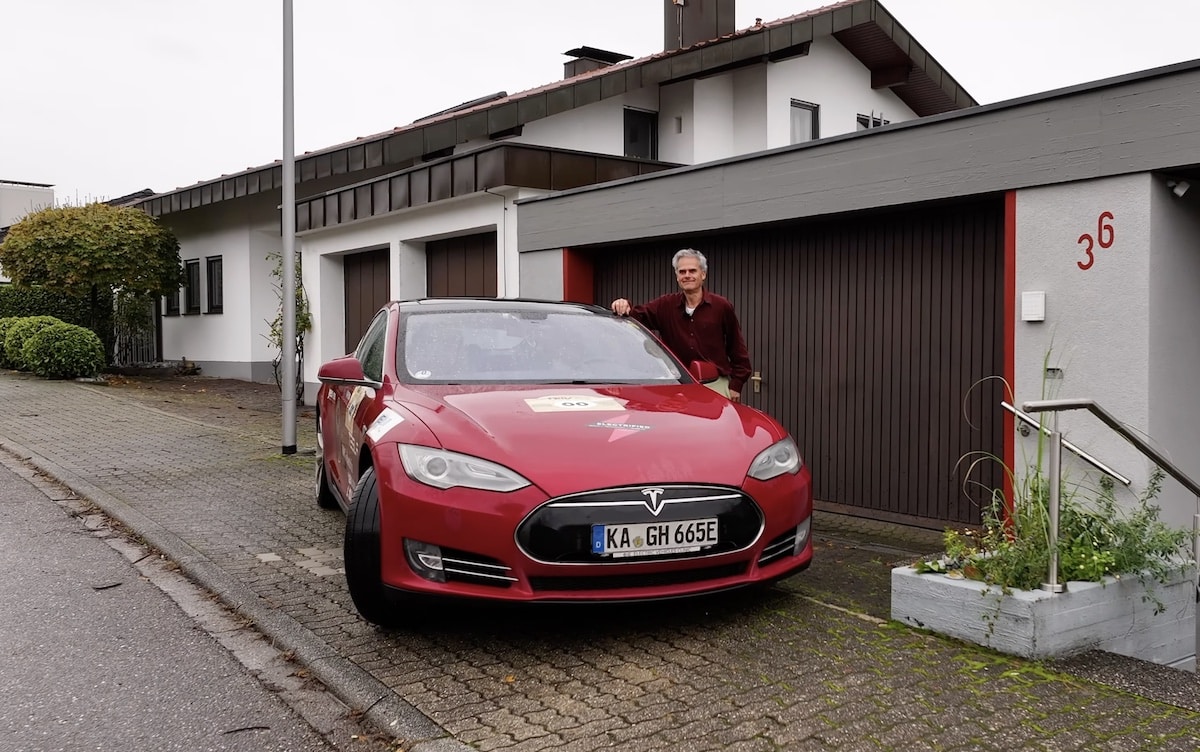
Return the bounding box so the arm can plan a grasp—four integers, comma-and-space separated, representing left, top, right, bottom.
1167, 179, 1191, 198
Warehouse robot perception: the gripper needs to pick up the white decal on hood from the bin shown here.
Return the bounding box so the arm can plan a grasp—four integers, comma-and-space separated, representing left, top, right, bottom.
525, 395, 625, 412
366, 408, 405, 442
588, 414, 652, 442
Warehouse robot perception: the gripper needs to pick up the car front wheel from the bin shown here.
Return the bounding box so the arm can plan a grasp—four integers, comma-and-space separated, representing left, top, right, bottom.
344, 466, 401, 628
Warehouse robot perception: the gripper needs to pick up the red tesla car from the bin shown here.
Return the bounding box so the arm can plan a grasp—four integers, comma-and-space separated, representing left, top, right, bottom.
315, 298, 812, 626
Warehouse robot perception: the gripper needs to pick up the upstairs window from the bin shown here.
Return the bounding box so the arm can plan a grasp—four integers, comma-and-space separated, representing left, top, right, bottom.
164, 289, 180, 317
624, 108, 658, 160
184, 259, 201, 315
857, 113, 890, 130
206, 255, 223, 314
790, 99, 819, 144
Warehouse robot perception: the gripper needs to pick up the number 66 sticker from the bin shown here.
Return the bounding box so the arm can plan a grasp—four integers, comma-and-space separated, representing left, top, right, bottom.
1077, 211, 1114, 271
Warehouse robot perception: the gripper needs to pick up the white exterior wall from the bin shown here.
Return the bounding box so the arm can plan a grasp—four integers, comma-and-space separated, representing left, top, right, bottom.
0, 183, 54, 226
485, 88, 659, 157
1148, 181, 1200, 529
0, 183, 55, 283
158, 196, 281, 381
766, 37, 914, 147
731, 67, 768, 156
693, 76, 735, 164
1015, 173, 1200, 529
658, 82, 694, 164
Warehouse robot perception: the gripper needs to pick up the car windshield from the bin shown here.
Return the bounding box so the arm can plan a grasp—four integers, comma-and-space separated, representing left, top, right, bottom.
399, 308, 684, 384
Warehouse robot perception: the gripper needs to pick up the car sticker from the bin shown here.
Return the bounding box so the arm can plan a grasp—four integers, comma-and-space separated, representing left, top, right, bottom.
345, 386, 372, 434
588, 414, 652, 442
366, 408, 406, 442
525, 395, 625, 412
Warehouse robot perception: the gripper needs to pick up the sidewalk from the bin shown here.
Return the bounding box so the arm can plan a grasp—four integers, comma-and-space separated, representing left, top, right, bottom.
2, 371, 1198, 752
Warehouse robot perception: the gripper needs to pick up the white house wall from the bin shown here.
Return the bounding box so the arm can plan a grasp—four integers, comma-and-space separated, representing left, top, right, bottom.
766, 37, 914, 147
658, 82, 694, 164
158, 195, 282, 382
1148, 182, 1200, 529
1012, 174, 1193, 523
486, 88, 660, 157
0, 183, 54, 226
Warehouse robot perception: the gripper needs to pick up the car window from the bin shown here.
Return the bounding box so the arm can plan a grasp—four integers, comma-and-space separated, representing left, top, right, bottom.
356, 311, 389, 382
398, 308, 682, 384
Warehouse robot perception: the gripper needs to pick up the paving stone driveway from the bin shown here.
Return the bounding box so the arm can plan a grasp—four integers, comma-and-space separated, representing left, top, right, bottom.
2, 372, 1198, 751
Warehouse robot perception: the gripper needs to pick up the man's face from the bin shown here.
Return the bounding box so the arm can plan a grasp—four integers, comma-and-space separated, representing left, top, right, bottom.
675, 257, 706, 293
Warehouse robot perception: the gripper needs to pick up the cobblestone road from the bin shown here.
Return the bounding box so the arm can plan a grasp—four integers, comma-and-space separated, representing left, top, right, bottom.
2, 373, 1197, 751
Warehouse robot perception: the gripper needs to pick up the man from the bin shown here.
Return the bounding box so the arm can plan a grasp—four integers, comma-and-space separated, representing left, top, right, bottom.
610, 248, 752, 402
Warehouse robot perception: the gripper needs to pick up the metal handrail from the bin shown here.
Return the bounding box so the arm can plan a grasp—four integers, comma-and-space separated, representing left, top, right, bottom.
1021, 399, 1200, 609
1002, 402, 1131, 485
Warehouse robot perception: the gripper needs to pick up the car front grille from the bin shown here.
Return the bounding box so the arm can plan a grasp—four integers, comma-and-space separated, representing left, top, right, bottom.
517, 484, 763, 564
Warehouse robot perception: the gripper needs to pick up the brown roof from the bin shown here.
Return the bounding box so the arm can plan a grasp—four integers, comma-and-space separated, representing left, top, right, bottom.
139, 0, 974, 217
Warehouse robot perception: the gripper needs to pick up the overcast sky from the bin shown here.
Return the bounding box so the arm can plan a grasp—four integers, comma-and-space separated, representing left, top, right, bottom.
3, 0, 1198, 206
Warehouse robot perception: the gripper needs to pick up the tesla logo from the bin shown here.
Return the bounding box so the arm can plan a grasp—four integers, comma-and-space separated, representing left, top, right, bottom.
641, 487, 667, 516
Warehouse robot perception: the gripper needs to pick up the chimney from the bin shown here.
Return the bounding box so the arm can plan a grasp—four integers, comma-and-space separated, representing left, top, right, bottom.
664, 0, 735, 51
563, 46, 633, 79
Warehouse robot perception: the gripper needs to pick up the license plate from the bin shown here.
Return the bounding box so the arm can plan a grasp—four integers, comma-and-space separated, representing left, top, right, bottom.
591, 518, 719, 558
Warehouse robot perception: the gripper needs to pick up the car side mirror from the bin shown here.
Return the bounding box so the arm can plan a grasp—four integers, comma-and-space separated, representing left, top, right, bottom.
689, 360, 719, 384
317, 355, 380, 388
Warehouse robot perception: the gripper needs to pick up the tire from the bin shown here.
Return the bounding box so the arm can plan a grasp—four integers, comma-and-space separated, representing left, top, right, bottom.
344, 466, 401, 628
314, 408, 340, 510
315, 457, 339, 510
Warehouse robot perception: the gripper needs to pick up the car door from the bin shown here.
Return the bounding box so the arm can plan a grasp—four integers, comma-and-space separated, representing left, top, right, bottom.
330, 310, 389, 498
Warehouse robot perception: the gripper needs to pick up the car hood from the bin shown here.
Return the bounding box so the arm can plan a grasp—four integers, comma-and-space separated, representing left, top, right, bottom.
391, 384, 784, 496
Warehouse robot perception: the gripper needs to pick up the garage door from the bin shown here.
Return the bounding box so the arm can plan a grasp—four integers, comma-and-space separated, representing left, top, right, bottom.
592, 200, 1004, 527
427, 232, 497, 297
343, 247, 390, 353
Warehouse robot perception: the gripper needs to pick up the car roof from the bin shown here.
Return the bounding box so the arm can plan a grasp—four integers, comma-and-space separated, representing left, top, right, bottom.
394, 298, 610, 316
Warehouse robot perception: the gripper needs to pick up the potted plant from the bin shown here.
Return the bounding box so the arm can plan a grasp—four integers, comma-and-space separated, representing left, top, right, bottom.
892, 379, 1196, 667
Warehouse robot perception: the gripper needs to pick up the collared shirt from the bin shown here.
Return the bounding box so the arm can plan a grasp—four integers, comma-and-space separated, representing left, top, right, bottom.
629, 291, 753, 393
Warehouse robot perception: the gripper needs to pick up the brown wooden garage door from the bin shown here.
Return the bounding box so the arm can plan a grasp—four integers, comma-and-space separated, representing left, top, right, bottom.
592, 200, 1004, 527
427, 233, 497, 297
343, 247, 390, 352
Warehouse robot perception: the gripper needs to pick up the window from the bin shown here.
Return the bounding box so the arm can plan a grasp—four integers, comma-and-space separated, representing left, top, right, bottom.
790, 99, 819, 144
624, 108, 658, 159
184, 259, 201, 315
205, 256, 223, 313
857, 113, 890, 130
356, 311, 389, 382
164, 290, 180, 317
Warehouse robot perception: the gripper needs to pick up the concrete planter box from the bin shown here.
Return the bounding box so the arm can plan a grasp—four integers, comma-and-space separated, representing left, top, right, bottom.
892, 565, 1196, 668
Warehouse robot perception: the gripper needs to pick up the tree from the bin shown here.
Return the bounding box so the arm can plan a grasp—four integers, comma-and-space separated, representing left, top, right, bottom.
0, 203, 183, 359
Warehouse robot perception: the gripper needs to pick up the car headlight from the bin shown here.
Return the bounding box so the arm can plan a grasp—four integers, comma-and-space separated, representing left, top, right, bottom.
398, 444, 531, 492
747, 437, 802, 481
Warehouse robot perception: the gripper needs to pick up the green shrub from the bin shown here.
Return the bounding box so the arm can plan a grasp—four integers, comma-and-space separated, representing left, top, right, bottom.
4, 315, 65, 370
21, 322, 106, 379
0, 285, 92, 323
0, 317, 19, 369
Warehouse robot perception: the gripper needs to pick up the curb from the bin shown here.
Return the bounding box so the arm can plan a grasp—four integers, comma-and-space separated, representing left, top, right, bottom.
0, 436, 472, 752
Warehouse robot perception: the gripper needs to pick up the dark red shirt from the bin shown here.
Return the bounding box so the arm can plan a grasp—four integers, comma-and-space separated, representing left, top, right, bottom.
629, 291, 753, 393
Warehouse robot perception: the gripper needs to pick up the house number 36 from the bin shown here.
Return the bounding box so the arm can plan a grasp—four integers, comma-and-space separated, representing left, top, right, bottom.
1076, 211, 1114, 271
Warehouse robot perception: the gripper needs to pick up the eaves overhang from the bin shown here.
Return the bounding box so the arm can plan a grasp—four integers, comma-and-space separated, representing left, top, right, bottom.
137, 0, 973, 219
292, 142, 678, 233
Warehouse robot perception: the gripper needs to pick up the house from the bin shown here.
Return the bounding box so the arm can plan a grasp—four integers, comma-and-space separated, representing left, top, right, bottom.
135, 0, 973, 393
513, 57, 1200, 536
